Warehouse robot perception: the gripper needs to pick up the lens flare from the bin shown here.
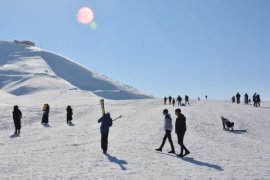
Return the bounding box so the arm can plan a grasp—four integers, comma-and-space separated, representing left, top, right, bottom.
77, 7, 94, 24
90, 21, 97, 29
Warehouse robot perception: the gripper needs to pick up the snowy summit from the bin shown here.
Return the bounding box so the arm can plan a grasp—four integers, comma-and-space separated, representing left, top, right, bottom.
0, 41, 152, 100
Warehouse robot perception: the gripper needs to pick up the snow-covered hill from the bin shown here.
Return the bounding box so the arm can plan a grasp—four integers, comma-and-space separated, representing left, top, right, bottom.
0, 98, 269, 179
0, 41, 152, 100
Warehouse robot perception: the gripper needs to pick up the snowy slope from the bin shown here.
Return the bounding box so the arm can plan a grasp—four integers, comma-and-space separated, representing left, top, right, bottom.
0, 41, 152, 100
0, 98, 270, 179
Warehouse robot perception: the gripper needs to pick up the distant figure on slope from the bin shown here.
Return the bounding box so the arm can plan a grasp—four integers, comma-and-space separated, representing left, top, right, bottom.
168, 96, 172, 105
198, 97, 200, 101
253, 93, 257, 107
66, 106, 73, 124
221, 116, 234, 131
185, 95, 190, 106
172, 99, 176, 107
256, 94, 261, 107
41, 104, 50, 124
98, 113, 113, 154
13, 105, 22, 134
177, 96, 182, 106
175, 108, 190, 157
156, 109, 175, 154
236, 93, 241, 104
164, 97, 168, 105
232, 96, 236, 103
205, 95, 208, 100
244, 93, 249, 104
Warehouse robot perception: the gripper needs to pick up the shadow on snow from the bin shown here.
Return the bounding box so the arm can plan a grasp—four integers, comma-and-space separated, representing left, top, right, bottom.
106, 154, 128, 170
9, 133, 20, 138
181, 157, 223, 171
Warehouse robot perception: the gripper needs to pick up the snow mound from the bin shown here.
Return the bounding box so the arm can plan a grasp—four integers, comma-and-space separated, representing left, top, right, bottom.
0, 41, 152, 100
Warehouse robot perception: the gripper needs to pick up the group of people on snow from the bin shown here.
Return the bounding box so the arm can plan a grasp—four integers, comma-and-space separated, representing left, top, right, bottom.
164, 95, 190, 107
11, 104, 73, 134
232, 92, 261, 107
156, 108, 190, 157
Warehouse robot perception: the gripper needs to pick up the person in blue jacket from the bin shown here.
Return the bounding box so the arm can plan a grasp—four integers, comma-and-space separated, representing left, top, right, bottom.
98, 113, 113, 154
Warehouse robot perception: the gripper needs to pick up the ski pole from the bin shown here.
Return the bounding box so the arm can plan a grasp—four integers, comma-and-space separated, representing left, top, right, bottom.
113, 115, 123, 121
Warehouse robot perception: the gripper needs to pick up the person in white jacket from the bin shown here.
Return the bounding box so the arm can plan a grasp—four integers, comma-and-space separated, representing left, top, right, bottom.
156, 109, 175, 154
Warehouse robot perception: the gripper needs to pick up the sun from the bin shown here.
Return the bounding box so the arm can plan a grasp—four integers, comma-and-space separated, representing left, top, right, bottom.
77, 7, 94, 24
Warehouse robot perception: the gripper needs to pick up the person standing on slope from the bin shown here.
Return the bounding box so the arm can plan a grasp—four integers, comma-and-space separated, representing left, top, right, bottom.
172, 98, 176, 107
177, 95, 182, 106
185, 95, 190, 106
256, 94, 261, 107
164, 97, 167, 105
41, 104, 50, 124
236, 93, 241, 104
13, 105, 22, 134
168, 96, 172, 105
156, 109, 175, 154
175, 108, 190, 157
98, 113, 113, 154
66, 106, 73, 124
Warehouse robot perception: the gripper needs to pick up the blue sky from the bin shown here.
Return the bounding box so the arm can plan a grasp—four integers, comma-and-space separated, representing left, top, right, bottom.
1, 0, 269, 99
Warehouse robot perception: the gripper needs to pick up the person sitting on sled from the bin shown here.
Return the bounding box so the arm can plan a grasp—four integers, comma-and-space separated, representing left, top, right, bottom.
221, 116, 234, 131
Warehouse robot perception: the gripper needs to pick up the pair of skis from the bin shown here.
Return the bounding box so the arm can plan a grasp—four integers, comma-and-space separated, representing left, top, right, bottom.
100, 99, 122, 121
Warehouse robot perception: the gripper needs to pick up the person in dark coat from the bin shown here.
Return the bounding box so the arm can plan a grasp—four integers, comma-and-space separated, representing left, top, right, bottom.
256, 94, 261, 107
156, 109, 175, 154
172, 99, 176, 107
232, 96, 235, 103
177, 96, 182, 106
175, 108, 190, 157
236, 93, 241, 104
66, 106, 73, 124
41, 104, 50, 124
253, 93, 257, 107
185, 95, 190, 105
221, 116, 234, 131
98, 113, 113, 154
244, 93, 249, 104
205, 95, 208, 100
164, 97, 167, 105
13, 105, 22, 134
168, 96, 172, 105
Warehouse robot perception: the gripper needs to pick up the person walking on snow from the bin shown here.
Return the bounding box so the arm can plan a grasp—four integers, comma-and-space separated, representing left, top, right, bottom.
175, 108, 190, 157
13, 105, 22, 134
168, 96, 172, 105
185, 95, 190, 105
66, 106, 73, 124
164, 97, 167, 105
41, 104, 50, 124
156, 109, 175, 154
172, 99, 176, 107
177, 96, 182, 106
98, 113, 113, 154
236, 92, 241, 104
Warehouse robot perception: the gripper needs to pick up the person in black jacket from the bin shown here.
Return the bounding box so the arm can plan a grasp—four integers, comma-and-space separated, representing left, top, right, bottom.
13, 105, 22, 134
66, 106, 73, 124
41, 104, 50, 124
98, 113, 113, 154
185, 95, 190, 105
168, 96, 172, 105
164, 97, 167, 105
177, 96, 182, 106
175, 108, 190, 157
236, 93, 241, 104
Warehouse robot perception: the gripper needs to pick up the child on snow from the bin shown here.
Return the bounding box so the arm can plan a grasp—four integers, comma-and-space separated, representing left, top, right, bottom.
221, 116, 234, 131
13, 105, 22, 134
66, 106, 73, 124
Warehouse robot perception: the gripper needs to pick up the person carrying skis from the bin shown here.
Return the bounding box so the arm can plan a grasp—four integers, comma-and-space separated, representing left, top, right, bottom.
13, 105, 22, 134
41, 104, 50, 124
236, 92, 241, 104
66, 106, 73, 124
98, 113, 113, 154
172, 98, 176, 107
175, 108, 190, 157
156, 109, 175, 154
185, 95, 190, 105
177, 96, 182, 106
